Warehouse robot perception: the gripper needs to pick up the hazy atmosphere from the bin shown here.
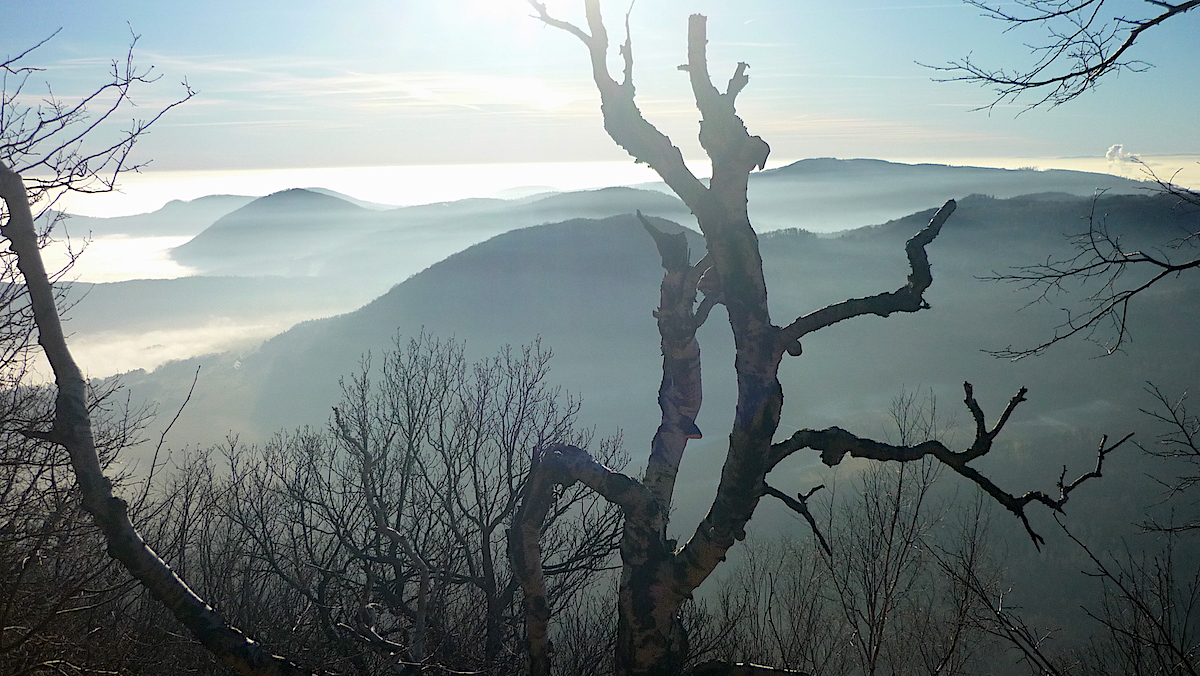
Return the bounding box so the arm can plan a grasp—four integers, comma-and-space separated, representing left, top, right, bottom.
2, 1, 1199, 675
11, 0, 1200, 217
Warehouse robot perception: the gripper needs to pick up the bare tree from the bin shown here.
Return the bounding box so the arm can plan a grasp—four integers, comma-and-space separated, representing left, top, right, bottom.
148, 336, 624, 675
0, 384, 154, 676
986, 189, 1200, 358
1069, 527, 1200, 676
511, 3, 1127, 674
942, 513, 1200, 676
930, 0, 1200, 358
0, 33, 315, 676
934, 0, 1199, 108
1141, 384, 1200, 531
324, 335, 624, 673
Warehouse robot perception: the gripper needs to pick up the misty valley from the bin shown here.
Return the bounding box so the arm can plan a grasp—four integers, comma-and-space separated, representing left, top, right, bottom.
12, 158, 1195, 674
5, 0, 1200, 669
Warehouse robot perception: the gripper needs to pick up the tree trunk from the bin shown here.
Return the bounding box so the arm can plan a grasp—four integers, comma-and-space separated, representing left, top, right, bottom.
520, 5, 1092, 675
0, 163, 311, 676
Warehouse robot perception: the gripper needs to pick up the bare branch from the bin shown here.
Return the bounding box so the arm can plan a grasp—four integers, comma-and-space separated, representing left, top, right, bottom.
1, 30, 194, 214
761, 483, 830, 555
932, 0, 1199, 108
1, 30, 61, 74
0, 164, 309, 675
779, 199, 956, 345
528, 0, 592, 45
771, 382, 1131, 548
530, 0, 708, 208
987, 190, 1200, 359
1137, 384, 1200, 531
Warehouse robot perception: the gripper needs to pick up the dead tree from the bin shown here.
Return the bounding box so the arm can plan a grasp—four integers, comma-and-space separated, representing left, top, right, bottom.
0, 35, 312, 676
512, 3, 1126, 675
934, 0, 1199, 108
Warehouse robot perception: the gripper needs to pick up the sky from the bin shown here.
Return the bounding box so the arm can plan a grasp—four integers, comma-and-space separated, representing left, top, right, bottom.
4, 0, 1199, 216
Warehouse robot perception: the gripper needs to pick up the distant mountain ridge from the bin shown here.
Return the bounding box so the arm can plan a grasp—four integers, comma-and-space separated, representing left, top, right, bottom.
54, 158, 1176, 386
742, 157, 1150, 232
161, 159, 1152, 288
168, 185, 693, 286
46, 194, 256, 238
123, 190, 1199, 455
170, 188, 376, 275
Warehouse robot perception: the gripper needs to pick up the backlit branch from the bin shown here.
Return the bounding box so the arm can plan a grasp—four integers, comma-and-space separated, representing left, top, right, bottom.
933, 0, 1200, 107
762, 483, 830, 555
531, 0, 710, 213
779, 199, 956, 346
1, 164, 308, 675
528, 1, 592, 45
0, 36, 302, 676
770, 382, 1131, 547
685, 15, 770, 177
2, 31, 194, 211
987, 192, 1200, 359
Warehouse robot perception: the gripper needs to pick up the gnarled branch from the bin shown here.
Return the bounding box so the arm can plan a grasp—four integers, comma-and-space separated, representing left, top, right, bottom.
771, 382, 1131, 547
530, 0, 709, 209
779, 199, 956, 345
640, 213, 707, 515
511, 442, 652, 676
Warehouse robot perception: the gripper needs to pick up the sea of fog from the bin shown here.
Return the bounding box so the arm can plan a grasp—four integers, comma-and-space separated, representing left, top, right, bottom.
55, 154, 1196, 222
45, 154, 1196, 284
32, 154, 1197, 379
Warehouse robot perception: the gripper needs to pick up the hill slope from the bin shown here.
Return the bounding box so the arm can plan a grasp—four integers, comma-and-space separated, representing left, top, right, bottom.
127, 192, 1198, 474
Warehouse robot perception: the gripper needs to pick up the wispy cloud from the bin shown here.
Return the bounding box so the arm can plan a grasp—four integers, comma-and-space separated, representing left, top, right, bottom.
756, 114, 1011, 143
145, 53, 589, 114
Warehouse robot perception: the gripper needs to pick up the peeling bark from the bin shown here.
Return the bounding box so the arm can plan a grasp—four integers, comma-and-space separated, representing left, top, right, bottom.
518, 3, 1123, 674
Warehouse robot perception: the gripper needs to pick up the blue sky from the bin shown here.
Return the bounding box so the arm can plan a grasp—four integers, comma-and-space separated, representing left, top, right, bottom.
6, 1, 1198, 174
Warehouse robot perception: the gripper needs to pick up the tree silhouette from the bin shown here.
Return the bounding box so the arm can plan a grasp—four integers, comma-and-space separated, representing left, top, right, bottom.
511, 3, 1126, 674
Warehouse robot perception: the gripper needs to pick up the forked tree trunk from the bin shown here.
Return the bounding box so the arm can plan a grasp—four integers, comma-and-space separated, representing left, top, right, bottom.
514, 6, 1075, 676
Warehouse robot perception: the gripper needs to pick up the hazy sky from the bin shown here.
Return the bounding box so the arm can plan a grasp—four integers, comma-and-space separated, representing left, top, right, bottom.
6, 1, 1198, 182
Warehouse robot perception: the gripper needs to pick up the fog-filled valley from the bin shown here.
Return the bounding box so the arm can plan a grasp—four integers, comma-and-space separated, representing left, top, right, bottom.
46, 159, 1197, 663
53, 159, 1152, 375
9, 156, 1199, 675
7, 0, 1200, 670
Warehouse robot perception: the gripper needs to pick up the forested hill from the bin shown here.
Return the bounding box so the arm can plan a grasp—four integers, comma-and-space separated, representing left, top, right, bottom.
124, 192, 1198, 497
168, 186, 692, 280
745, 158, 1150, 231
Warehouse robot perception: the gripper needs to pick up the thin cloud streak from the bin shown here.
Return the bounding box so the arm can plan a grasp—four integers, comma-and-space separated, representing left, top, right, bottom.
147, 53, 589, 113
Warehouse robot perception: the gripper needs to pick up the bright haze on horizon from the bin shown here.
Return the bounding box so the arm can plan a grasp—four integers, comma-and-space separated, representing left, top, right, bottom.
6, 0, 1198, 219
